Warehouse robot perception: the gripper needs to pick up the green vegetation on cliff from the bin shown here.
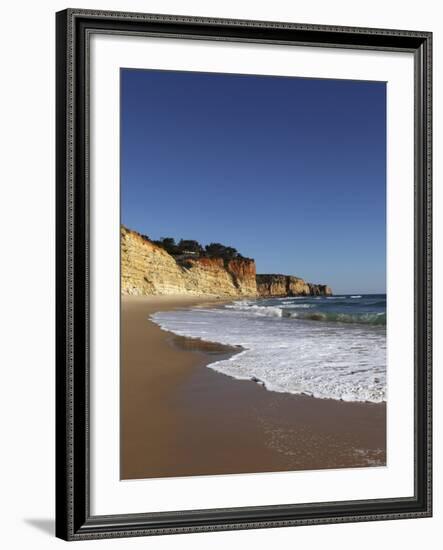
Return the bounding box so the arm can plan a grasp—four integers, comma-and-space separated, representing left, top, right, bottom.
149, 235, 250, 261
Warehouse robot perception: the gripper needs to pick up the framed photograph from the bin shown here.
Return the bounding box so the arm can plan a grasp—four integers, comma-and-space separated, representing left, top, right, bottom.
55, 8, 432, 540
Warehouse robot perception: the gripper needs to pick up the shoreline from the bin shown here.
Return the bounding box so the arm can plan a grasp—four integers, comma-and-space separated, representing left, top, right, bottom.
121, 295, 386, 480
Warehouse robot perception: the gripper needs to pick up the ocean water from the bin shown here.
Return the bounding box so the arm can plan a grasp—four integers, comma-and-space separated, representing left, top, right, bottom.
151, 294, 387, 403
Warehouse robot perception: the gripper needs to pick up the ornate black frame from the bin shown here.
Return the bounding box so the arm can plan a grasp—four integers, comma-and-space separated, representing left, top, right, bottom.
55, 8, 432, 541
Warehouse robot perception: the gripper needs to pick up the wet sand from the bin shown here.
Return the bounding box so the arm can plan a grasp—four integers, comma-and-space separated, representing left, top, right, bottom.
121, 295, 386, 480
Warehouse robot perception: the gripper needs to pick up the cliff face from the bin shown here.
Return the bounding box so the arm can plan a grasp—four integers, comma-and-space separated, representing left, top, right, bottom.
121, 226, 257, 297
256, 274, 332, 297
121, 226, 332, 298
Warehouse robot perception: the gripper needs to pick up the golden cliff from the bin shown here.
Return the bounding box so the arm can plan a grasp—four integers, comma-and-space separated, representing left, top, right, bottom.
121, 226, 332, 297
121, 226, 256, 297
256, 274, 332, 297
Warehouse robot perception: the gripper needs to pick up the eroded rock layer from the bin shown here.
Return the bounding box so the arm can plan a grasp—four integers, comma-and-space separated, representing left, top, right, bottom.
121, 226, 256, 297
256, 274, 332, 297
121, 226, 332, 297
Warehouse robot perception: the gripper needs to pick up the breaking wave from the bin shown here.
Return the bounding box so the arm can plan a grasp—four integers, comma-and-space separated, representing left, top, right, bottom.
151, 294, 387, 403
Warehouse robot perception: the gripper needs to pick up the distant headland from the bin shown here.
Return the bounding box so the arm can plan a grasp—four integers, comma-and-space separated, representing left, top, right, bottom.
121, 225, 332, 298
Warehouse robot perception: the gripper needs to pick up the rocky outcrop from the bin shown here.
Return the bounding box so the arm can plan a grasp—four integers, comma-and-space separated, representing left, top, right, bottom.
308, 283, 333, 296
256, 274, 332, 297
121, 225, 332, 298
121, 226, 256, 297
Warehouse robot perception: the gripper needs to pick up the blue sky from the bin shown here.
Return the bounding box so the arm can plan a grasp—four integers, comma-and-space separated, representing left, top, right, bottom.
121, 69, 386, 294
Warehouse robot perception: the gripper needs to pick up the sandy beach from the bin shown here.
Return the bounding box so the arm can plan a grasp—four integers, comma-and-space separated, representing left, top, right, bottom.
121, 295, 386, 480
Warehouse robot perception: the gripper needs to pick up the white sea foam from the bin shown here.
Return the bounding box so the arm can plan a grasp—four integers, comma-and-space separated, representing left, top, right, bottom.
279, 303, 313, 309
225, 303, 283, 317
151, 301, 387, 403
